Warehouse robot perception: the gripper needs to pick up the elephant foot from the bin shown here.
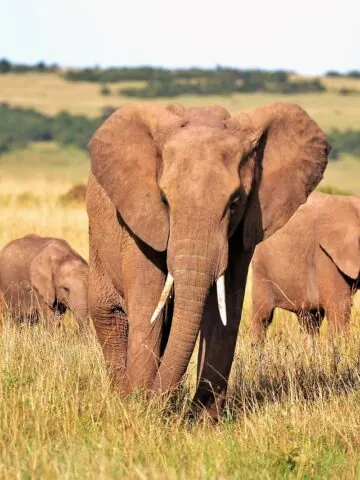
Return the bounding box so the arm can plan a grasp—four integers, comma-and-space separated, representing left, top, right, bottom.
190, 383, 227, 423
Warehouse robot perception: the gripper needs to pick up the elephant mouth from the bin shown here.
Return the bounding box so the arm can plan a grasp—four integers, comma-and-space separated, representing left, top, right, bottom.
150, 272, 227, 326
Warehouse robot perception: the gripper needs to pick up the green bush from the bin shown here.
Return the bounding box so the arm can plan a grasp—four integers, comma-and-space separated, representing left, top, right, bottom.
0, 104, 103, 153
327, 129, 360, 159
0, 103, 52, 154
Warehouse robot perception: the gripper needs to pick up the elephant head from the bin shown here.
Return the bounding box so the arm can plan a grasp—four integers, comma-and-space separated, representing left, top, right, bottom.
29, 240, 89, 329
88, 102, 329, 392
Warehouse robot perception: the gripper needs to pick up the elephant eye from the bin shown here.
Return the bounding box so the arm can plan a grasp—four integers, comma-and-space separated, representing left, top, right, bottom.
249, 148, 258, 160
230, 194, 241, 208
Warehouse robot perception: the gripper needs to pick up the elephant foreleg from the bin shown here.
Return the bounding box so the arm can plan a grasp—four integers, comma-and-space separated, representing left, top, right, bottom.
123, 248, 166, 392
89, 264, 129, 394
251, 305, 274, 347
325, 297, 352, 337
320, 273, 352, 338
193, 247, 253, 421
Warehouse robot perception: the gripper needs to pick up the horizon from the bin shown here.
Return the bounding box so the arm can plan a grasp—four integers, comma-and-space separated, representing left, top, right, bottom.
1, 58, 358, 77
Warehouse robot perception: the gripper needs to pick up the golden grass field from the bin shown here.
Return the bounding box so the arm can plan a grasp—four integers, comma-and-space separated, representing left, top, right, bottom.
0, 73, 360, 478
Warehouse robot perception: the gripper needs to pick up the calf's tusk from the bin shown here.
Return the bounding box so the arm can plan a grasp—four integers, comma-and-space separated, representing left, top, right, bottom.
150, 273, 174, 324
216, 275, 227, 326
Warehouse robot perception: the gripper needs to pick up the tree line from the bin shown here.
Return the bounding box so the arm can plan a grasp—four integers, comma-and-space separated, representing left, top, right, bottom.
3, 59, 360, 97
0, 103, 359, 160
67, 66, 326, 96
0, 59, 59, 73
0, 59, 327, 96
326, 70, 360, 78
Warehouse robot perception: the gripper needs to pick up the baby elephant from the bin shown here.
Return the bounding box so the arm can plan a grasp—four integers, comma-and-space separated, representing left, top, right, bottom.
0, 234, 89, 329
251, 192, 360, 342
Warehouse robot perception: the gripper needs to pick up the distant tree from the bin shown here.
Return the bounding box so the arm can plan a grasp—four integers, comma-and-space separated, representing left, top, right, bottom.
0, 58, 11, 73
347, 70, 360, 78
35, 61, 46, 72
325, 70, 342, 77
100, 84, 111, 96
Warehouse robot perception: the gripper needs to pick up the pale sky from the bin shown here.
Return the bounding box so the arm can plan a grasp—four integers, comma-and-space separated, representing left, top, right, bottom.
1, 0, 359, 75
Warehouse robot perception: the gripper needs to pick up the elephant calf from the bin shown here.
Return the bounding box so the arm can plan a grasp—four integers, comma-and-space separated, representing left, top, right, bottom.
251, 192, 360, 342
0, 234, 89, 329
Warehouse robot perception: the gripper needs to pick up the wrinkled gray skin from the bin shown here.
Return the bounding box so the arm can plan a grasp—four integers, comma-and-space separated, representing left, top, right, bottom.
252, 192, 360, 342
87, 102, 329, 420
0, 234, 89, 329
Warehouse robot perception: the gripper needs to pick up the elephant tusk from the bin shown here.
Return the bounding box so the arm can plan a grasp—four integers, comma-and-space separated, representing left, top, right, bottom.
216, 275, 227, 326
150, 273, 174, 324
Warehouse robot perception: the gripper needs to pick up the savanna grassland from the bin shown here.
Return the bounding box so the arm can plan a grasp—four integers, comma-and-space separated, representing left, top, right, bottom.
0, 72, 360, 479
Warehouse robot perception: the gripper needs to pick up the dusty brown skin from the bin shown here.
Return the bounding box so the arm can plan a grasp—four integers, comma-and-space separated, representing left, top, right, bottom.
87, 102, 329, 418
252, 192, 360, 342
0, 234, 89, 329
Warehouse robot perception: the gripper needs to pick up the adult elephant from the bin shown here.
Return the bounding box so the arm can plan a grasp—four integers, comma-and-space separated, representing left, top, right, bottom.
0, 234, 89, 330
86, 102, 329, 418
251, 192, 360, 343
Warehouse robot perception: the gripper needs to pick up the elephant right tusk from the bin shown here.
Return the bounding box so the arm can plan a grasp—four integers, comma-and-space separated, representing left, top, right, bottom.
216, 275, 227, 326
150, 273, 174, 324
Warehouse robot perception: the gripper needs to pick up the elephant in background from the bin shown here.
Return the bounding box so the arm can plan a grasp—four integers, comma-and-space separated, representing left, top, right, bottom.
251, 192, 360, 343
0, 234, 89, 330
86, 102, 329, 418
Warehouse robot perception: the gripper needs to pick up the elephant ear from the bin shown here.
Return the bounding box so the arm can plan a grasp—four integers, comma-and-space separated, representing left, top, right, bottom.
30, 242, 60, 308
227, 103, 330, 249
319, 223, 360, 280
88, 103, 182, 252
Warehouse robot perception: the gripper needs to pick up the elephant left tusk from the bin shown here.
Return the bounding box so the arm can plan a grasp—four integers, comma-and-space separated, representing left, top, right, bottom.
150, 273, 174, 324
216, 275, 227, 326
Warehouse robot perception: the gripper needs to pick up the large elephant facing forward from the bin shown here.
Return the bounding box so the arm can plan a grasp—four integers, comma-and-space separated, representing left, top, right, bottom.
87, 102, 329, 418
251, 192, 360, 342
0, 234, 89, 329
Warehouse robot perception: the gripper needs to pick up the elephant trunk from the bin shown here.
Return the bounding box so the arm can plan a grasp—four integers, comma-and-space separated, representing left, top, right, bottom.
152, 236, 221, 393
74, 305, 89, 332
68, 295, 89, 332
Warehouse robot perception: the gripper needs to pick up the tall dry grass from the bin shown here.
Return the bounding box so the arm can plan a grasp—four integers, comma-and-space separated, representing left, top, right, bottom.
0, 176, 360, 478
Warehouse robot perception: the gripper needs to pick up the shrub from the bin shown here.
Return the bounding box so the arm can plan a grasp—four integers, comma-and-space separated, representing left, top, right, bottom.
59, 184, 87, 205
338, 88, 358, 96
100, 84, 111, 96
